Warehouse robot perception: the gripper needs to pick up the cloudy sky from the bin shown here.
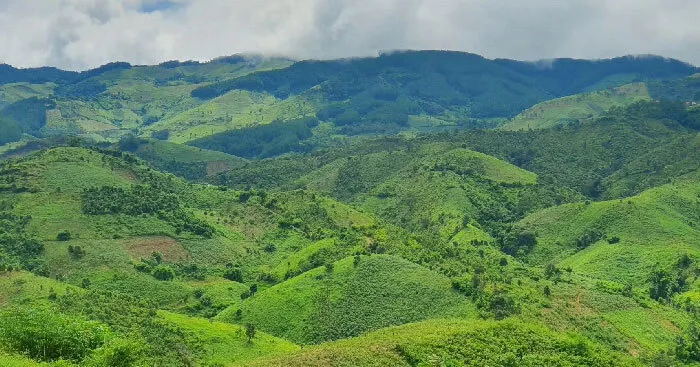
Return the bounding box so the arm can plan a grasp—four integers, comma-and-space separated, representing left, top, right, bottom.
1, 0, 699, 70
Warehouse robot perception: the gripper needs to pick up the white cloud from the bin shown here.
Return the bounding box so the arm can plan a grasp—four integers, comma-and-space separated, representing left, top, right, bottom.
0, 0, 699, 70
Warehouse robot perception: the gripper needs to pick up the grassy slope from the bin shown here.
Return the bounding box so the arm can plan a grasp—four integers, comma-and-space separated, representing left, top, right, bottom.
0, 83, 54, 108
217, 255, 475, 344
145, 90, 315, 143
132, 139, 246, 179
290, 143, 539, 238
43, 58, 294, 141
502, 83, 651, 131
158, 311, 299, 366
519, 179, 700, 285
236, 319, 641, 367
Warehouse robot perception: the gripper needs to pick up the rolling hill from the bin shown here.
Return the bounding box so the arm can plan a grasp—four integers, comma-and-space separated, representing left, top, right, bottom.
1, 52, 700, 367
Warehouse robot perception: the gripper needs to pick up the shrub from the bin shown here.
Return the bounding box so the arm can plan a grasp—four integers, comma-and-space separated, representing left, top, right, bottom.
68, 245, 86, 259
245, 323, 256, 343
676, 322, 700, 362
0, 307, 109, 362
607, 236, 620, 244
57, 230, 72, 241
223, 267, 243, 282
151, 265, 175, 281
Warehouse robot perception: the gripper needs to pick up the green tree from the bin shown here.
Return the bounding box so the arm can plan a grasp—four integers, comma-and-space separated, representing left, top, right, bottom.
223, 267, 243, 282
245, 323, 256, 343
152, 265, 175, 281
676, 322, 700, 362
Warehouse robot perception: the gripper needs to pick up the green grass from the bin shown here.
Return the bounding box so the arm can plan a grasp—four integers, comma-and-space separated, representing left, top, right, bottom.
0, 272, 75, 307
0, 83, 55, 108
603, 308, 683, 351
158, 311, 299, 366
235, 319, 640, 367
146, 90, 316, 143
218, 255, 474, 344
502, 83, 651, 131
520, 180, 700, 286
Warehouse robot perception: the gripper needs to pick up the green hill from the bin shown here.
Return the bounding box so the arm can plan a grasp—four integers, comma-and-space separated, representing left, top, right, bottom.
2, 53, 700, 367
217, 255, 474, 344
236, 319, 641, 367
502, 83, 651, 131
517, 179, 700, 315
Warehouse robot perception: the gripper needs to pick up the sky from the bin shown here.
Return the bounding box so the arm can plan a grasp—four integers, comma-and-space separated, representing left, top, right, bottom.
1, 0, 699, 70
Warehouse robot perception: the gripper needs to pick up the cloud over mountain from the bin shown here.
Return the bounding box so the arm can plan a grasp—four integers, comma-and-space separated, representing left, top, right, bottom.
1, 0, 699, 70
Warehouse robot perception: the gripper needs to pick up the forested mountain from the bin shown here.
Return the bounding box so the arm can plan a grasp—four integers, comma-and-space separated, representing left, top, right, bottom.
0, 52, 699, 367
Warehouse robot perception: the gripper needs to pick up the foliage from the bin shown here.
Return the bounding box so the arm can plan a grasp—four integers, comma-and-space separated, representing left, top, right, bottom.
56, 230, 72, 241
0, 212, 44, 272
81, 185, 214, 237
0, 307, 109, 362
676, 322, 700, 362
188, 117, 318, 159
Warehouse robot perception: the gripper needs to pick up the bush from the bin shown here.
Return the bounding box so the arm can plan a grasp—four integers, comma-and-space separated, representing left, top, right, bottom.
68, 245, 86, 259
676, 323, 700, 362
86, 337, 143, 367
223, 267, 243, 282
151, 265, 175, 281
0, 307, 109, 362
57, 230, 72, 241
607, 236, 620, 244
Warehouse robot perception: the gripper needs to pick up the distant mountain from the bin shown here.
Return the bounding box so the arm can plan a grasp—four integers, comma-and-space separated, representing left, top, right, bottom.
191, 51, 696, 119
0, 50, 698, 157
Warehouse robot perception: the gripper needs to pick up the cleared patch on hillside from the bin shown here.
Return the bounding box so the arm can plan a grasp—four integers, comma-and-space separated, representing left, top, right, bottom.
124, 236, 190, 262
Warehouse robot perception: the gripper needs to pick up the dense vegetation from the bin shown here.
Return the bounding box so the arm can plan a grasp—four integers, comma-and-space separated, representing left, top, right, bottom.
0, 52, 699, 366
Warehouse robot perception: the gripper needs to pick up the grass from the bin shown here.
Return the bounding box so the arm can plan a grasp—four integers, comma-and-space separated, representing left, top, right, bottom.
218, 255, 474, 344
146, 90, 316, 143
502, 83, 650, 131
0, 272, 74, 308
158, 311, 299, 366
235, 319, 641, 367
520, 180, 700, 286
0, 83, 54, 108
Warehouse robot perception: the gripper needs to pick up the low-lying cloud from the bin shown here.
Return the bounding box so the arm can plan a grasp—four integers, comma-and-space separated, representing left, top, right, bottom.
1, 0, 699, 70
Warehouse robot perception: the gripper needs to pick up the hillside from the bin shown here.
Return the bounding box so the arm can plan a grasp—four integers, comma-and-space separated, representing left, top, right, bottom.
1, 53, 700, 367
518, 179, 700, 288
502, 83, 651, 130
0, 51, 697, 155
217, 255, 474, 344
235, 319, 642, 367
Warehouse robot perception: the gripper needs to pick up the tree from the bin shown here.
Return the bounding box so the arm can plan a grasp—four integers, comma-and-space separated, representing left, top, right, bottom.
152, 265, 175, 281
544, 285, 551, 297
544, 263, 561, 280
118, 134, 140, 152
223, 267, 243, 282
245, 323, 256, 343
68, 245, 86, 259
499, 228, 537, 256
488, 291, 520, 320
676, 322, 700, 362
81, 278, 91, 289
